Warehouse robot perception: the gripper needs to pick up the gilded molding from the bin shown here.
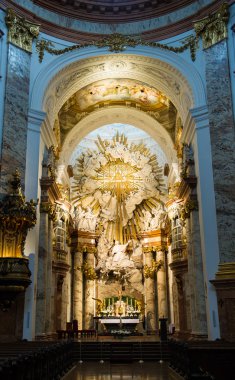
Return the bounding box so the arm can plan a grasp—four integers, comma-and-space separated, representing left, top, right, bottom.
194, 3, 229, 49
5, 9, 39, 53
36, 33, 198, 63
0, 170, 37, 258
78, 260, 97, 280
142, 245, 167, 254
143, 259, 163, 279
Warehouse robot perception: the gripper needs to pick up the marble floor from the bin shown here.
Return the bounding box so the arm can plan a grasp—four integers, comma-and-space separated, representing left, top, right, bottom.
63, 361, 174, 380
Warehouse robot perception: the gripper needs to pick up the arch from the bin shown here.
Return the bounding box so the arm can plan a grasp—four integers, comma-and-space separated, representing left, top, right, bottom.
60, 106, 177, 165
30, 46, 206, 124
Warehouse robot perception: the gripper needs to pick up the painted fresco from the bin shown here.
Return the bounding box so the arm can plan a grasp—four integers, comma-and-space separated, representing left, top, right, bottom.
76, 79, 169, 110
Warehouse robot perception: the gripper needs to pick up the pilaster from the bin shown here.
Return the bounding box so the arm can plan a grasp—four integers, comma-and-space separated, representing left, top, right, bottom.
0, 10, 39, 195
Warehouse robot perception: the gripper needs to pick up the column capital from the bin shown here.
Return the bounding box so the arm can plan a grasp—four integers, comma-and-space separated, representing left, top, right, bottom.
180, 199, 198, 220
5, 9, 40, 53
40, 202, 56, 221
143, 259, 163, 279
194, 3, 229, 50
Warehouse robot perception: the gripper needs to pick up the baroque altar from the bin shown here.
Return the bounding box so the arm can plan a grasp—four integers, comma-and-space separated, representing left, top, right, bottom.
94, 293, 142, 333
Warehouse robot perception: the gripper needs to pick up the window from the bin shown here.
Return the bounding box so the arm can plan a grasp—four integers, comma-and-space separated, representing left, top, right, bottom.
171, 217, 182, 250
55, 218, 66, 251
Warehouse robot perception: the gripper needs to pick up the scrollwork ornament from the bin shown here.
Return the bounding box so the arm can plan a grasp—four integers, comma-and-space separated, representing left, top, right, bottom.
5, 9, 39, 53
143, 259, 163, 279
36, 32, 199, 63
77, 260, 97, 280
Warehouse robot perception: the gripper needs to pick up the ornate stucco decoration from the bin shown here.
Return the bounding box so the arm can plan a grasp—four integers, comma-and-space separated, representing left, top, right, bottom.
143, 259, 163, 279
5, 9, 40, 53
36, 32, 198, 63
34, 3, 229, 64
194, 3, 229, 49
72, 132, 166, 243
0, 170, 37, 258
72, 133, 168, 292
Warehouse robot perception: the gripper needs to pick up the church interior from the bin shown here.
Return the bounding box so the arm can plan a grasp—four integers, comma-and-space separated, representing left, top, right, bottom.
0, 0, 235, 379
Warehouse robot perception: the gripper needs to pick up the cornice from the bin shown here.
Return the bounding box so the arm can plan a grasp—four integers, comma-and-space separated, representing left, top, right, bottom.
0, 0, 233, 43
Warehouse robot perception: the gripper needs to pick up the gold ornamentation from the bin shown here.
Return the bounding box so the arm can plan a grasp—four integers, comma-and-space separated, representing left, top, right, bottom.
0, 170, 37, 258
143, 259, 163, 279
36, 33, 198, 63
180, 199, 198, 220
78, 260, 97, 280
194, 3, 229, 49
40, 202, 57, 221
5, 9, 39, 53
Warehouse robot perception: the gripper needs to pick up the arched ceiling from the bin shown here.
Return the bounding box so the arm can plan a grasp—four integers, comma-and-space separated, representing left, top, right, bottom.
58, 77, 177, 147
42, 53, 193, 169
33, 0, 194, 23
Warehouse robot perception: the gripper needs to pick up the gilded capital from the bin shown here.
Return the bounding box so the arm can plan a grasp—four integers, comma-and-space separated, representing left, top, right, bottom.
78, 260, 97, 280
194, 3, 229, 49
143, 259, 163, 279
5, 9, 40, 53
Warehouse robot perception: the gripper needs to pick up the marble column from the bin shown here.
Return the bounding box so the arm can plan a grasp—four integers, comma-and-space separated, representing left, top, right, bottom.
187, 212, 208, 338
84, 250, 95, 329
73, 250, 84, 329
144, 250, 157, 333
204, 40, 235, 264
35, 210, 49, 337
0, 10, 39, 195
156, 250, 168, 319
45, 217, 53, 335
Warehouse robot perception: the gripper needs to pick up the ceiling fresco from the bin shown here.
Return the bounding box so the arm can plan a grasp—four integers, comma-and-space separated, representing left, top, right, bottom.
57, 79, 177, 146
77, 79, 169, 110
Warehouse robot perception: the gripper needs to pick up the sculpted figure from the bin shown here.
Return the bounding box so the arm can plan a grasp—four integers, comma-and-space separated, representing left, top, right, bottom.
112, 240, 131, 264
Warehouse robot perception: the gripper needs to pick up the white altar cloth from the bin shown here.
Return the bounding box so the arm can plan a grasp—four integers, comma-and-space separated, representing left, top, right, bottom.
99, 318, 139, 324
